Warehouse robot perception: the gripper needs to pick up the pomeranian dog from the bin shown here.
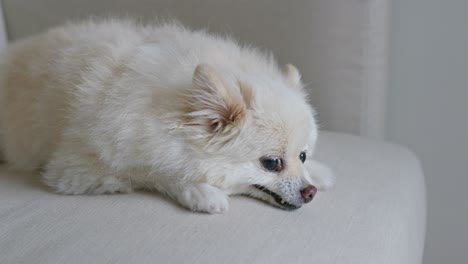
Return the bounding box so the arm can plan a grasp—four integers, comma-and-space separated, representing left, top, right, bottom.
0, 19, 334, 213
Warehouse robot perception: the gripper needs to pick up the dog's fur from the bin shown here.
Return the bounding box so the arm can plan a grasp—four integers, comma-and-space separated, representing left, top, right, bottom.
0, 19, 334, 213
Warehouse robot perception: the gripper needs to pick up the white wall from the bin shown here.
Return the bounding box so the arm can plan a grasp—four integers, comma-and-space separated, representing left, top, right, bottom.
387, 1, 468, 263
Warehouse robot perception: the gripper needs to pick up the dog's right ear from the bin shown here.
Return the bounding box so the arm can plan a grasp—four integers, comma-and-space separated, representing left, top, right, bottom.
184, 64, 251, 135
281, 63, 302, 87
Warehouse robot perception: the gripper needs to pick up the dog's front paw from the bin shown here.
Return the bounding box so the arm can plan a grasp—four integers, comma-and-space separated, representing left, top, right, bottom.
177, 184, 229, 214
306, 160, 336, 191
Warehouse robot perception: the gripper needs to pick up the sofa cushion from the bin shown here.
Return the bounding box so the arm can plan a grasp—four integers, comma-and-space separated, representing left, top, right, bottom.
0, 132, 425, 264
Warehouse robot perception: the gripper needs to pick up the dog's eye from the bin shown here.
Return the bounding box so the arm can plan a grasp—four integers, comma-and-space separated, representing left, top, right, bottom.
260, 157, 284, 172
299, 151, 306, 163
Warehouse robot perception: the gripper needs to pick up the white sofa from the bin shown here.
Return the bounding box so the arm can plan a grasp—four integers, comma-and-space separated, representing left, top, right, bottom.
0, 1, 426, 263
1, 132, 425, 264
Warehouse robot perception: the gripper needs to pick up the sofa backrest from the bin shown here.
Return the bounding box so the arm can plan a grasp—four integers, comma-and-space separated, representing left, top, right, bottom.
0, 0, 389, 138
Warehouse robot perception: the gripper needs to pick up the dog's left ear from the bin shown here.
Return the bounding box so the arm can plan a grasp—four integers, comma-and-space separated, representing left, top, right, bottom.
185, 64, 251, 135
282, 63, 302, 87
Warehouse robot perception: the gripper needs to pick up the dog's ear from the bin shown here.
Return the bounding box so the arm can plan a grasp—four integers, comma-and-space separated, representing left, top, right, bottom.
281, 63, 302, 87
185, 64, 251, 134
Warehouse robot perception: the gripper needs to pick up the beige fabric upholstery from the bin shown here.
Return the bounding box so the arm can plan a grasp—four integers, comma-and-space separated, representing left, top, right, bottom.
0, 132, 426, 264
0, 1, 423, 262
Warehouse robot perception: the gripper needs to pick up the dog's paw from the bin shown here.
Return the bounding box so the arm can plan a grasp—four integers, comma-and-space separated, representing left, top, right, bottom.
177, 184, 229, 214
306, 160, 336, 191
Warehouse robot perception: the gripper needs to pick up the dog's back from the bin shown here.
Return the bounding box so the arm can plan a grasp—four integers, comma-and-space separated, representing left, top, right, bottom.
0, 20, 144, 170
0, 19, 278, 171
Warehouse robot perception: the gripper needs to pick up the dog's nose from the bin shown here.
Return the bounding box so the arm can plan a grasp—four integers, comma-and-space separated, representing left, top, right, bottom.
301, 185, 317, 203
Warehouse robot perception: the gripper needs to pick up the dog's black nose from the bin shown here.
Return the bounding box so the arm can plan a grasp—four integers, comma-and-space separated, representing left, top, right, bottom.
301, 185, 317, 203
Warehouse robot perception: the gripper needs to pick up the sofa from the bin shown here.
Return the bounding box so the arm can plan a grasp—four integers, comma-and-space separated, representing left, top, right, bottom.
0, 1, 426, 263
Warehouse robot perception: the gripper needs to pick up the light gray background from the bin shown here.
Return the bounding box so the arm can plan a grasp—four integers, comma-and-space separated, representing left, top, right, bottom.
387, 0, 468, 263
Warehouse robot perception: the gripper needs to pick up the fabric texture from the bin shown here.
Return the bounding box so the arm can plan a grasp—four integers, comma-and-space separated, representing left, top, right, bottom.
0, 132, 425, 264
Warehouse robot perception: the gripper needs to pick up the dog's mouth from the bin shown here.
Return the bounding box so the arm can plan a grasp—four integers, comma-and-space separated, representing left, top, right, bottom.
253, 184, 301, 210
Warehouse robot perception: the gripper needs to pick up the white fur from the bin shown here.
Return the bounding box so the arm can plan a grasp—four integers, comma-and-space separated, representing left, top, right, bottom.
0, 19, 334, 213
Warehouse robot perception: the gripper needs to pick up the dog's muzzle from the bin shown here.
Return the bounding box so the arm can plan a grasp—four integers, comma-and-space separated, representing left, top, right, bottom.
253, 184, 317, 210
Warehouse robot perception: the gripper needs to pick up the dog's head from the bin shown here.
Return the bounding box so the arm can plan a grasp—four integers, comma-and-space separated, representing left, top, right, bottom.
181, 63, 334, 210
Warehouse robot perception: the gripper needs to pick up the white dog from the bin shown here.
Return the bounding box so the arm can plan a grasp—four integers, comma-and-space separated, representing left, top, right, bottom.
0, 19, 334, 213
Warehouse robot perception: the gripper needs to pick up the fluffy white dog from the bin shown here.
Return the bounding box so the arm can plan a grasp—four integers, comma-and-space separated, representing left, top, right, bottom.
0, 20, 334, 213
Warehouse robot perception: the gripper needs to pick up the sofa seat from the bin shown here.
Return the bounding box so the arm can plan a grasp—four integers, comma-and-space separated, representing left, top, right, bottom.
0, 132, 426, 264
